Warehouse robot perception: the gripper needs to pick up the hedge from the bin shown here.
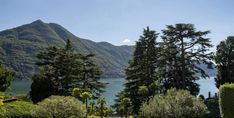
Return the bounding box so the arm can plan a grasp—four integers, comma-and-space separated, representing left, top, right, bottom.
219, 83, 234, 118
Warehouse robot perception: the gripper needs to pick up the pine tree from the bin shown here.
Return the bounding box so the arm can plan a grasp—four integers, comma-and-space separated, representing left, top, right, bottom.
31, 39, 106, 101
215, 36, 234, 88
115, 27, 160, 113
160, 24, 213, 95
80, 53, 106, 99
34, 39, 82, 95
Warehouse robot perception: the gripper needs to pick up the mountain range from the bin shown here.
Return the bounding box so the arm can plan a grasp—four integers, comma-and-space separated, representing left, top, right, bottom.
0, 20, 134, 79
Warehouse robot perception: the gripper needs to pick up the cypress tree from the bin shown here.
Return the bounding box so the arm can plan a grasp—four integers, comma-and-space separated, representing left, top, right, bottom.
115, 27, 160, 113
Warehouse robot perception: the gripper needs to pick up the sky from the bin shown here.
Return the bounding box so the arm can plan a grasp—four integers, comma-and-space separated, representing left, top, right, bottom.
1, 0, 234, 50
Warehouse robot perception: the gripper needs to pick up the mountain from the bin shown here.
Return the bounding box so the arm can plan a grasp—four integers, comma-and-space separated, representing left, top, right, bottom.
0, 20, 134, 79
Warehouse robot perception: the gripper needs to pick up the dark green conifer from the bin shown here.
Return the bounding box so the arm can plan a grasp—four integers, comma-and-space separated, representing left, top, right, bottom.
215, 36, 234, 88
160, 24, 213, 95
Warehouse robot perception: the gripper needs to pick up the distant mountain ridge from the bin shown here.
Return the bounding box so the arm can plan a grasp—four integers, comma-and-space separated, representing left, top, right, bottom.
0, 20, 134, 79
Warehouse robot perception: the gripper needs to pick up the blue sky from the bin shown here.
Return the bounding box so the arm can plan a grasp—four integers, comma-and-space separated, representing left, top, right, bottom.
1, 0, 234, 49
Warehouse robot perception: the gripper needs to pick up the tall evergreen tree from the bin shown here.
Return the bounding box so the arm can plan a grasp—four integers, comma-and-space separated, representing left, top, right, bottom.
160, 24, 213, 95
115, 27, 160, 113
31, 39, 106, 101
34, 39, 82, 95
215, 36, 234, 88
80, 53, 106, 98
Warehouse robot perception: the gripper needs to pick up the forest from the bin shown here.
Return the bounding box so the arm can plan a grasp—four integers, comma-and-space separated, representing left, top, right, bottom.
0, 23, 234, 118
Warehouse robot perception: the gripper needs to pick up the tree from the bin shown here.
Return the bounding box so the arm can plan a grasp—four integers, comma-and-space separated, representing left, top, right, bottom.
98, 97, 106, 118
120, 97, 132, 118
80, 92, 92, 118
30, 72, 54, 103
204, 96, 221, 118
115, 27, 161, 114
160, 23, 213, 95
215, 36, 234, 88
80, 53, 106, 99
35, 39, 82, 95
0, 62, 15, 92
89, 100, 95, 115
140, 88, 208, 118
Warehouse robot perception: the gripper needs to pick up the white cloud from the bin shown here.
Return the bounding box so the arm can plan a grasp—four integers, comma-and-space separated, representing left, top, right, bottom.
122, 39, 131, 43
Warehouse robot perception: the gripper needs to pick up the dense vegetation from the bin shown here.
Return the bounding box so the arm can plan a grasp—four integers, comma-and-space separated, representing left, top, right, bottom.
0, 20, 234, 117
0, 62, 14, 92
219, 84, 234, 118
30, 39, 106, 103
140, 89, 208, 118
115, 24, 213, 114
215, 36, 234, 88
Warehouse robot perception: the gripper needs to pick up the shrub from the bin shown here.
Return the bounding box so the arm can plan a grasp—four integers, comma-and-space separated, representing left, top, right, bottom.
30, 74, 54, 103
0, 101, 37, 118
204, 96, 221, 118
219, 83, 234, 118
140, 88, 208, 118
36, 95, 86, 118
15, 94, 31, 102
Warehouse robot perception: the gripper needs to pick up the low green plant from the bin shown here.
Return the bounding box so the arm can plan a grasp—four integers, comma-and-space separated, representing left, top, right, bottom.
219, 83, 234, 118
36, 95, 86, 118
140, 88, 208, 118
0, 101, 37, 118
15, 94, 31, 102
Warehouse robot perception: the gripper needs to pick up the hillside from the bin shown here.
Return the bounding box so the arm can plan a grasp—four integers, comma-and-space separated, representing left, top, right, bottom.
0, 20, 134, 79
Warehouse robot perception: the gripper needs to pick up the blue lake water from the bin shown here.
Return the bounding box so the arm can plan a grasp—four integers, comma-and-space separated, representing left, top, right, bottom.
7, 77, 218, 106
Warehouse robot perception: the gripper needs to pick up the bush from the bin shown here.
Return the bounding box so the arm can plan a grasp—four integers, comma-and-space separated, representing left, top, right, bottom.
36, 95, 86, 118
30, 74, 54, 103
0, 101, 37, 118
204, 96, 221, 118
140, 88, 208, 118
219, 83, 234, 118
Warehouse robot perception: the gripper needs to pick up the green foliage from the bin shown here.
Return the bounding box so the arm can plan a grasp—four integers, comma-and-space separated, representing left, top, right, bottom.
36, 95, 86, 118
30, 73, 54, 103
81, 92, 92, 100
215, 36, 234, 88
116, 27, 161, 113
120, 97, 132, 118
138, 86, 149, 95
204, 96, 221, 118
72, 88, 83, 97
140, 89, 208, 118
219, 83, 234, 118
35, 40, 82, 95
15, 94, 31, 102
34, 40, 105, 98
98, 97, 106, 118
80, 91, 92, 117
0, 101, 37, 118
80, 53, 106, 99
0, 93, 4, 106
0, 62, 15, 92
160, 23, 213, 95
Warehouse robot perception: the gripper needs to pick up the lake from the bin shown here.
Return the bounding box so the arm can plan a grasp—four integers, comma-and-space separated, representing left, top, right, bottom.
6, 77, 218, 106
